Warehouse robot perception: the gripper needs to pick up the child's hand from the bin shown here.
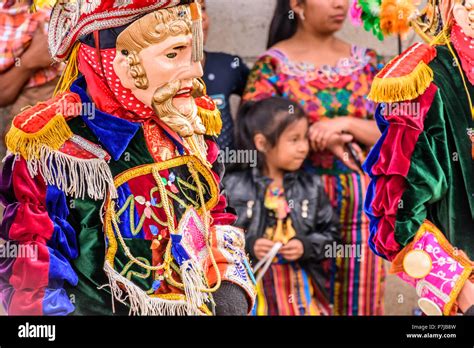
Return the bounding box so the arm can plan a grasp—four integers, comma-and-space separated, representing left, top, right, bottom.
254, 238, 275, 260
280, 239, 304, 261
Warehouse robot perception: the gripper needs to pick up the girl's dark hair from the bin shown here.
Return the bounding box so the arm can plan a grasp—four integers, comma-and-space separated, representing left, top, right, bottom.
236, 97, 307, 170
267, 0, 304, 48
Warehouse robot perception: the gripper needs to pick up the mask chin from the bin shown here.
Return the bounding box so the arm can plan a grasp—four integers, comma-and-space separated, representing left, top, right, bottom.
453, 3, 474, 38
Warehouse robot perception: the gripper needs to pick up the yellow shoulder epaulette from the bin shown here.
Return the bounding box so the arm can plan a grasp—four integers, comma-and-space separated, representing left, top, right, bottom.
368, 42, 437, 103
5, 92, 81, 160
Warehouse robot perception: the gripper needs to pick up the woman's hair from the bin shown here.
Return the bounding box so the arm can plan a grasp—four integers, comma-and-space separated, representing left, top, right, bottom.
267, 0, 304, 48
236, 97, 307, 170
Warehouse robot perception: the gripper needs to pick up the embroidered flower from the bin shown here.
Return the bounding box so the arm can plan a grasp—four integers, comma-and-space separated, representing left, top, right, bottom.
449, 262, 458, 273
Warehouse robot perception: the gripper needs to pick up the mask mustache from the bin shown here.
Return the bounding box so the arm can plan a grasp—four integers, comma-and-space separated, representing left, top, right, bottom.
152, 78, 205, 105
152, 80, 182, 104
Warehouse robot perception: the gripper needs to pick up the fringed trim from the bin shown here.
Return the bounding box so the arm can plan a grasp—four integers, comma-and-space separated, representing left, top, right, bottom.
27, 145, 118, 201
190, 1, 204, 62
368, 61, 434, 103
197, 107, 222, 137
103, 261, 203, 316
181, 259, 211, 310
6, 114, 73, 160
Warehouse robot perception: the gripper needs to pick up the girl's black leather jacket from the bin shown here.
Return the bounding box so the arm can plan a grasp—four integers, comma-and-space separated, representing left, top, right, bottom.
223, 168, 341, 298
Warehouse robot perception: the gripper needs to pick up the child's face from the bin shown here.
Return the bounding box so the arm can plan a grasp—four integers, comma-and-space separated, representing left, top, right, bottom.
266, 118, 310, 172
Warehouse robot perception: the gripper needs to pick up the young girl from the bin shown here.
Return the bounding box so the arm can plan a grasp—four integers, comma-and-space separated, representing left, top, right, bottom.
223, 97, 341, 315
243, 0, 386, 316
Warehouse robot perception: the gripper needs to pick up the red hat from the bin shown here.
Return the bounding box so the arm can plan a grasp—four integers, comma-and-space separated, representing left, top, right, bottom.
48, 0, 197, 61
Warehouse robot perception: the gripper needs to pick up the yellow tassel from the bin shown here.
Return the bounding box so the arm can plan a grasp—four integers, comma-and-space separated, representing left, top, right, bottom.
368, 61, 434, 103
6, 114, 73, 160
190, 1, 204, 62
54, 42, 80, 96
197, 106, 222, 137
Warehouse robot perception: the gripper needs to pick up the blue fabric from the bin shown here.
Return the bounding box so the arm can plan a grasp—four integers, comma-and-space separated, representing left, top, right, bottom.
203, 52, 250, 150
43, 186, 78, 315
170, 234, 190, 266
300, 267, 312, 315
47, 247, 79, 289
43, 288, 75, 316
70, 77, 140, 161
362, 104, 390, 259
46, 186, 78, 259
116, 183, 144, 239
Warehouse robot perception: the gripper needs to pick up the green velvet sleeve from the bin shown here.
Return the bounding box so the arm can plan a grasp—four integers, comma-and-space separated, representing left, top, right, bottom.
395, 90, 450, 247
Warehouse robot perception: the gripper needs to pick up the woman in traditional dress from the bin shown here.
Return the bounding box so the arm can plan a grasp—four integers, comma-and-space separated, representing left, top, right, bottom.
242, 0, 386, 315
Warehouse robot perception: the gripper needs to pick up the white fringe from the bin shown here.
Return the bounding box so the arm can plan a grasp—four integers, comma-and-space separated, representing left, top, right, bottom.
103, 261, 204, 316
26, 145, 117, 201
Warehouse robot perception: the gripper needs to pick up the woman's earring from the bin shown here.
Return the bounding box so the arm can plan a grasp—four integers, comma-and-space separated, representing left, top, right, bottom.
300, 11, 306, 21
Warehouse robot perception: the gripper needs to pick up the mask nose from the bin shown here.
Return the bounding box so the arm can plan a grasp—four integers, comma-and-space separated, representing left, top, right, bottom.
190, 60, 204, 79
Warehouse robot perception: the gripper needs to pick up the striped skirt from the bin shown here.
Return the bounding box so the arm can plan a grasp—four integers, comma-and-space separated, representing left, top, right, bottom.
252, 262, 328, 316
322, 172, 386, 316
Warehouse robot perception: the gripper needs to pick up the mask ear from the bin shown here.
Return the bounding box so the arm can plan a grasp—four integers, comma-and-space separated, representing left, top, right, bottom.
113, 53, 135, 89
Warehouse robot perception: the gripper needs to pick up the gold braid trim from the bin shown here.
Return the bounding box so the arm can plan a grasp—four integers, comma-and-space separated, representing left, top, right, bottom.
391, 220, 473, 315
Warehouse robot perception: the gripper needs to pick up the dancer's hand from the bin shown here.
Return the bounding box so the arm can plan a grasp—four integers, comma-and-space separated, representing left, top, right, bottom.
254, 238, 275, 260
280, 239, 304, 261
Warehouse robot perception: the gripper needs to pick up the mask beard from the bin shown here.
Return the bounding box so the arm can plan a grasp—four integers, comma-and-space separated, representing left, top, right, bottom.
152, 79, 206, 137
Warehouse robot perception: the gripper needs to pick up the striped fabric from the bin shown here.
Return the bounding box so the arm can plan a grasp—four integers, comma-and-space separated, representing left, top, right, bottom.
322, 172, 386, 315
0, 3, 60, 88
242, 42, 387, 316
253, 262, 322, 316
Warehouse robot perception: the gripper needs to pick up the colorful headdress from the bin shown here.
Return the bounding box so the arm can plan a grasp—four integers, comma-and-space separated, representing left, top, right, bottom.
349, 0, 453, 42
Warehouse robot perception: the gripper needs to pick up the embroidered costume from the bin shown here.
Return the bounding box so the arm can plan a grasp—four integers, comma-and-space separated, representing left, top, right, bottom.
252, 185, 327, 316
223, 168, 340, 316
0, 0, 255, 316
360, 0, 474, 315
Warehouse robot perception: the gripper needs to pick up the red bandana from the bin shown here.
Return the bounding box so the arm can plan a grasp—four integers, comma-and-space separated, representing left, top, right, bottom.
77, 43, 182, 162
78, 43, 155, 121
451, 24, 474, 86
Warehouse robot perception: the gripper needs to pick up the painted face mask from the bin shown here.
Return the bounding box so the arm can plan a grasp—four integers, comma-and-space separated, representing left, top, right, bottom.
113, 7, 207, 137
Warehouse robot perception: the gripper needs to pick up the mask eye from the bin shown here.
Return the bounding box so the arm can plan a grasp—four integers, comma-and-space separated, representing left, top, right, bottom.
166, 52, 178, 59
